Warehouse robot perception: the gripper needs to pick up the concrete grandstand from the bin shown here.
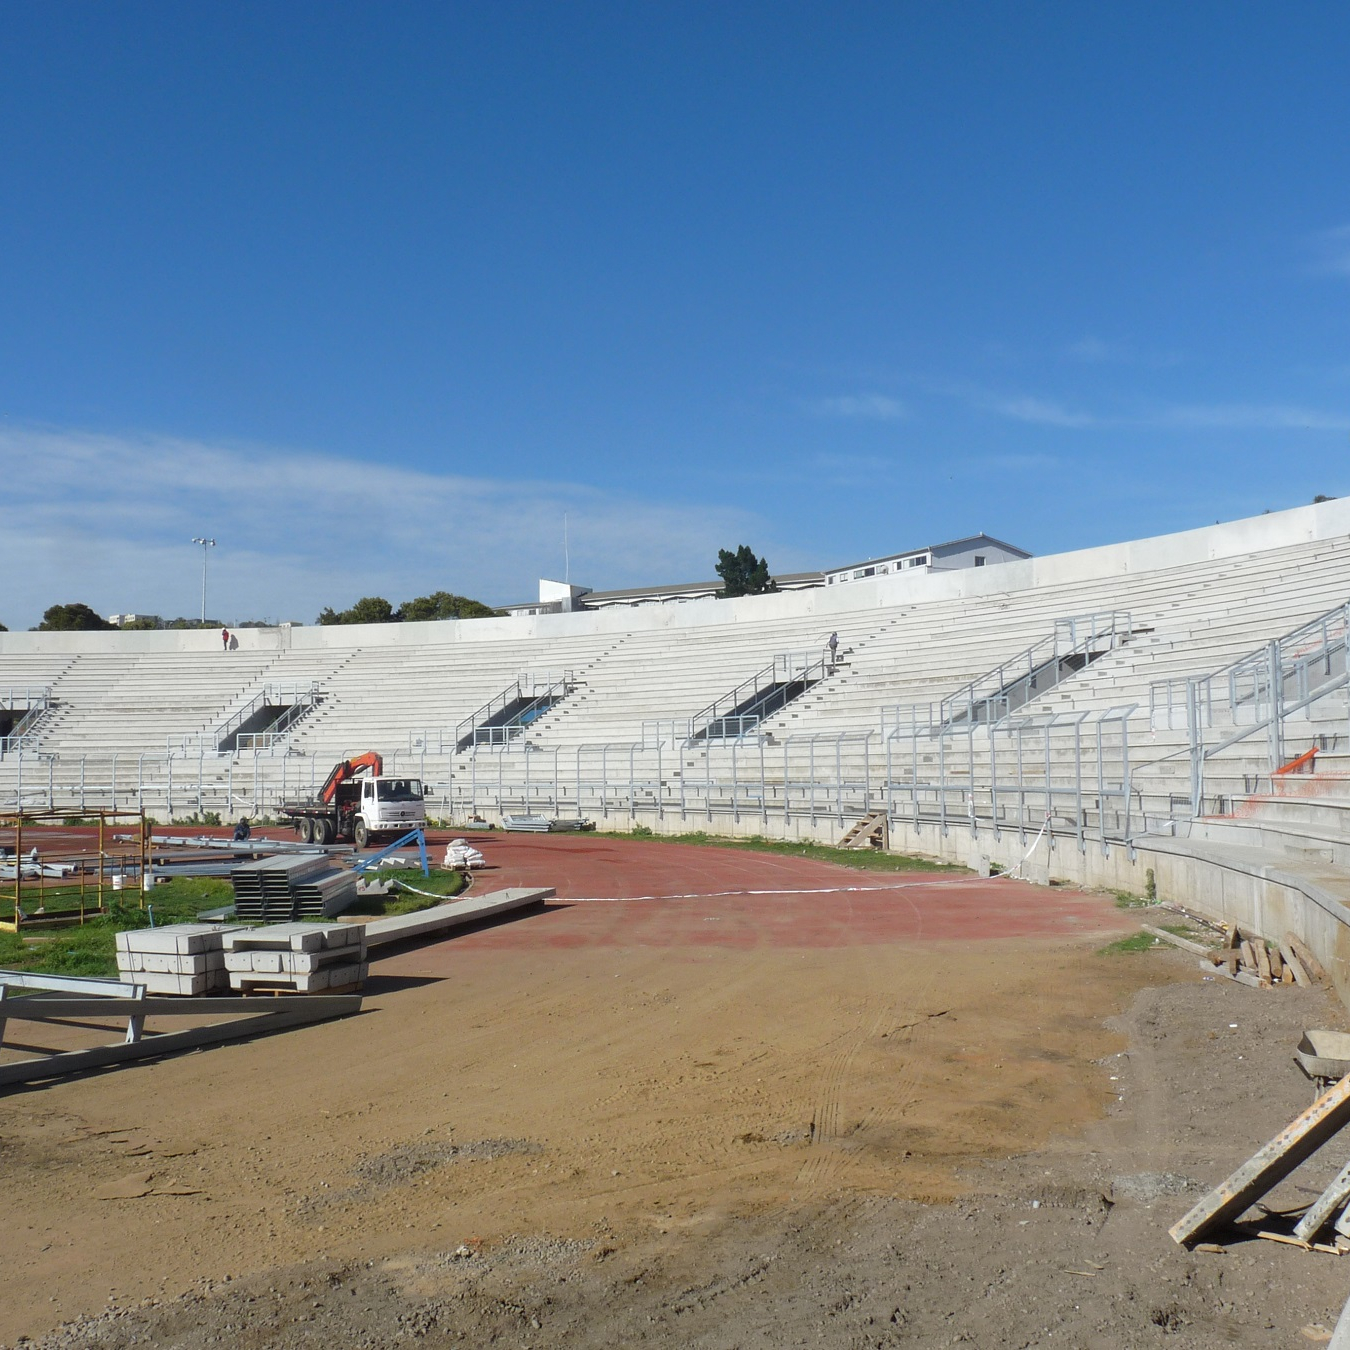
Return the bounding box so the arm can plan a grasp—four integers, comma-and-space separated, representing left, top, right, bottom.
4, 498, 1350, 997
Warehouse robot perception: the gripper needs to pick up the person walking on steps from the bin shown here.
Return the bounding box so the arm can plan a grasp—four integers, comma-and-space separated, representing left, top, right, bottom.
221, 627, 230, 652
827, 631, 839, 672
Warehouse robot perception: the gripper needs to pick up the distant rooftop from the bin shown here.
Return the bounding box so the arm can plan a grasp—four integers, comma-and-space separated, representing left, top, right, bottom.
502, 534, 1030, 616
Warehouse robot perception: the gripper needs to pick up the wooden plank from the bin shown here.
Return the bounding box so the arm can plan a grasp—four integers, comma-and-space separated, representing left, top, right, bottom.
1286, 933, 1329, 984
1170, 1073, 1350, 1247
1270, 947, 1285, 981
1281, 945, 1312, 987
1240, 940, 1258, 972
1295, 1156, 1350, 1243
1255, 943, 1273, 986
1202, 959, 1263, 989
1224, 923, 1240, 950
1141, 925, 1216, 958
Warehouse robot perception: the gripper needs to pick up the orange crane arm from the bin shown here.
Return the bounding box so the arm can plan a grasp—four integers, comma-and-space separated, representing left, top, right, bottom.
319, 751, 385, 804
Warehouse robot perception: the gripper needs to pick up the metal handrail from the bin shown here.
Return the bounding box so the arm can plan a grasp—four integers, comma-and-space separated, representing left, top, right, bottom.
452, 671, 574, 748
0, 685, 52, 710
688, 651, 830, 741
938, 611, 1132, 729
212, 681, 322, 746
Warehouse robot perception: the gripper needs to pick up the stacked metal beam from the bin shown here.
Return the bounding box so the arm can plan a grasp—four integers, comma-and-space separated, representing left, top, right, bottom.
115, 923, 243, 995
230, 853, 350, 922
291, 869, 360, 919
222, 922, 368, 994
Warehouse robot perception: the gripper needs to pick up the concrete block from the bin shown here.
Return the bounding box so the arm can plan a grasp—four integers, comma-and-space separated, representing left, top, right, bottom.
222, 922, 331, 953
224, 952, 254, 972
138, 971, 209, 996
140, 952, 212, 975
323, 961, 367, 990
117, 923, 243, 956
250, 951, 283, 973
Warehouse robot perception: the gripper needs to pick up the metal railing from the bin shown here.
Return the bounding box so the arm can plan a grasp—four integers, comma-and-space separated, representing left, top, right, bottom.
937, 611, 1132, 729
210, 681, 323, 752
688, 650, 830, 743
1148, 600, 1350, 814
0, 685, 55, 759
452, 671, 574, 751
3, 602, 1346, 864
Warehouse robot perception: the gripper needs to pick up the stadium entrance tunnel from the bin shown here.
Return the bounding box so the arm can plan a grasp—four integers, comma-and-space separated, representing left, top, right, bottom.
218, 700, 312, 753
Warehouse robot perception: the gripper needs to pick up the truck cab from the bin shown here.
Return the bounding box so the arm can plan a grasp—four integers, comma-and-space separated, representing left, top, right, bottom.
346, 776, 426, 846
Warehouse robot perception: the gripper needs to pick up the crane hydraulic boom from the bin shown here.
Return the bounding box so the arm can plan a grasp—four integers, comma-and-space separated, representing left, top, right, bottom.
319, 751, 385, 805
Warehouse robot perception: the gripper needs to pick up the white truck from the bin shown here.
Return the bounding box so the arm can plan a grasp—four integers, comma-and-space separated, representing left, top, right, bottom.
280, 752, 426, 847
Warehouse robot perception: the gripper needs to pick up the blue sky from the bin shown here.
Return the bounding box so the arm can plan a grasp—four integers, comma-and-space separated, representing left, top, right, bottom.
3, 3, 1349, 627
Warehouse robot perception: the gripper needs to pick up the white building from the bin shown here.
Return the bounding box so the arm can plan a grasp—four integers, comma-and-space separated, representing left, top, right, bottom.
502, 534, 1030, 615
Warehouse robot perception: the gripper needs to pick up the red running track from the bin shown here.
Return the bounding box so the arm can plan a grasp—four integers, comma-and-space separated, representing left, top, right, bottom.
440, 833, 1126, 951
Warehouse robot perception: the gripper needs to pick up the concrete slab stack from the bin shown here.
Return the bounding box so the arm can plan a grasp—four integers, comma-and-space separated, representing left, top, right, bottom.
222, 922, 367, 993
114, 923, 244, 995
230, 854, 351, 922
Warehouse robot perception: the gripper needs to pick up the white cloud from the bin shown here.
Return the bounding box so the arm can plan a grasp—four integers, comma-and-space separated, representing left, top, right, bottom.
1063, 336, 1118, 363
0, 427, 765, 629
990, 396, 1098, 428
981, 391, 1349, 433
808, 394, 908, 420
1152, 403, 1350, 431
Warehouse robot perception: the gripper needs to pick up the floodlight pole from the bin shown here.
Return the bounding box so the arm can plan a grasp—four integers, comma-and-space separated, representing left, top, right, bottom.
192, 537, 216, 624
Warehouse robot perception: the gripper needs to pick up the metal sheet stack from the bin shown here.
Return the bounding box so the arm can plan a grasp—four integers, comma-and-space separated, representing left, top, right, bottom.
115, 923, 244, 995
230, 854, 355, 922
222, 922, 368, 994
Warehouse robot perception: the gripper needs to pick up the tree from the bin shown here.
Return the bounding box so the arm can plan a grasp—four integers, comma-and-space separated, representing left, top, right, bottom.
1314, 494, 1337, 504
400, 590, 498, 622
317, 596, 399, 625
35, 603, 113, 632
0, 622, 7, 632
715, 545, 777, 598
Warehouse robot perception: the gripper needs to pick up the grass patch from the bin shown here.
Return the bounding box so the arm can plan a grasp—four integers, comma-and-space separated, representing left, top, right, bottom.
355, 867, 467, 916
0, 878, 236, 979
1099, 931, 1161, 955
1112, 890, 1158, 910
605, 829, 963, 873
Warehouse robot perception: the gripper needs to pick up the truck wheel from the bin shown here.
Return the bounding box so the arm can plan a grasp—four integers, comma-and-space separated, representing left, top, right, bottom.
313, 817, 332, 846
353, 821, 369, 849
297, 817, 314, 844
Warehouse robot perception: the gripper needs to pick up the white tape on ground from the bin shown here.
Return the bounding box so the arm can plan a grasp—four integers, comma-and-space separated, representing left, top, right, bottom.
556, 880, 965, 903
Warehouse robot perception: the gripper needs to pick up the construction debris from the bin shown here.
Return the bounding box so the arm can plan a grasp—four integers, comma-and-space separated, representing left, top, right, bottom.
115, 923, 244, 995
1180, 921, 1317, 989
1170, 1073, 1350, 1247
222, 922, 367, 994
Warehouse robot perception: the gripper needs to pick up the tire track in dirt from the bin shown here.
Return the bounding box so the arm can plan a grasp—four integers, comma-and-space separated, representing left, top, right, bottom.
793, 890, 940, 1194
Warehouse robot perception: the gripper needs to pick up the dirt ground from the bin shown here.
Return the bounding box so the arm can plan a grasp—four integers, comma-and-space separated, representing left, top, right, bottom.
5, 836, 1350, 1347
